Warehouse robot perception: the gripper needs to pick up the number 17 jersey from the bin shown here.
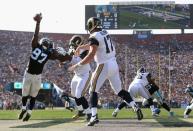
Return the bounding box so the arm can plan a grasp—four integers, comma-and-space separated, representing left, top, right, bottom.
27, 44, 51, 75
89, 29, 116, 64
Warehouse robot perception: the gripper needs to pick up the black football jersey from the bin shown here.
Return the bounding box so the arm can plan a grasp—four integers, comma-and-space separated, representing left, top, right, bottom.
186, 87, 193, 98
145, 83, 159, 95
27, 44, 52, 74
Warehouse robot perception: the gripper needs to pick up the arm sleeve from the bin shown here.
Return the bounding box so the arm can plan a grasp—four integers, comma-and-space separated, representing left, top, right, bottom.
88, 37, 99, 46
79, 50, 89, 59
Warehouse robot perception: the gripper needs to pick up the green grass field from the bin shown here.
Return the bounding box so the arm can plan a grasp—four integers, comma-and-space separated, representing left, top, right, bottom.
0, 108, 192, 131
0, 108, 190, 120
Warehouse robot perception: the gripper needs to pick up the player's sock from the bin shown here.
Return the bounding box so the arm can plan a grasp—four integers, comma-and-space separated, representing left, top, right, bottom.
27, 110, 32, 115
75, 98, 84, 111
90, 92, 98, 117
22, 96, 28, 107
114, 108, 119, 113
147, 98, 155, 112
91, 107, 97, 117
185, 108, 192, 115
29, 96, 36, 110
162, 102, 170, 112
118, 90, 136, 109
150, 105, 156, 112
118, 101, 127, 110
79, 97, 90, 114
184, 103, 193, 116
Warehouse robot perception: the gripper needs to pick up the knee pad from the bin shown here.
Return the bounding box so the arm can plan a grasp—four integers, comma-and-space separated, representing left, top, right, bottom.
90, 92, 98, 108
118, 90, 133, 103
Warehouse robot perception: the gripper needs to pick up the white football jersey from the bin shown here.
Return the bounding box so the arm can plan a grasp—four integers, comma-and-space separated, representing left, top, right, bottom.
70, 51, 91, 75
130, 72, 150, 87
89, 29, 116, 64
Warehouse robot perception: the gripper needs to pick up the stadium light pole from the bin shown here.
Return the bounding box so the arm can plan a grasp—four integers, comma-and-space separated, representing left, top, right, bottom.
158, 51, 161, 89
124, 44, 128, 90
168, 41, 171, 105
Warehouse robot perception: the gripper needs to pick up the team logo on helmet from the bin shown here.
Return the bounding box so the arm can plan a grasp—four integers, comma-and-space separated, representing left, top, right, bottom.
87, 17, 102, 33
69, 35, 84, 49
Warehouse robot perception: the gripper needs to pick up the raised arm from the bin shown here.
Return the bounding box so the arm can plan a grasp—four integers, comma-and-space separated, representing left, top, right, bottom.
68, 38, 99, 72
31, 13, 42, 48
74, 44, 90, 56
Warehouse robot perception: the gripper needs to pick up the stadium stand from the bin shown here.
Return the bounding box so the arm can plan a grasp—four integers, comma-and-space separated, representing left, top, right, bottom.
0, 30, 192, 109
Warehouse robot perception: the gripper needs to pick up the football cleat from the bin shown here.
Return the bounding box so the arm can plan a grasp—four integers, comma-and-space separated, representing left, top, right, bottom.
152, 108, 160, 117
87, 115, 99, 126
23, 113, 31, 122
18, 109, 26, 120
112, 111, 118, 117
72, 110, 85, 120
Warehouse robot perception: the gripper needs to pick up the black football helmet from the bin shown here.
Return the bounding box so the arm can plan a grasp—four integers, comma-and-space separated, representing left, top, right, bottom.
137, 67, 147, 74
87, 17, 102, 33
69, 35, 84, 50
39, 38, 54, 50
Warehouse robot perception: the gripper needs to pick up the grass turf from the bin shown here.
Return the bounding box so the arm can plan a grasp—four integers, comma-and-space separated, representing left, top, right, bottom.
0, 108, 189, 120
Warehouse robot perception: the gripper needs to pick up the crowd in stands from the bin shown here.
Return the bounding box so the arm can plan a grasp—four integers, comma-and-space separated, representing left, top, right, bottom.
0, 30, 192, 109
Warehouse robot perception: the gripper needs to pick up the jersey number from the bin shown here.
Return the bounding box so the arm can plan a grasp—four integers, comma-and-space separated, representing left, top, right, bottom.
104, 35, 114, 54
31, 48, 48, 63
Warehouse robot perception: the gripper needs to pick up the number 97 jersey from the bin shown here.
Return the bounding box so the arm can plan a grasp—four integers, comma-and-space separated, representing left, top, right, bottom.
89, 29, 116, 64
27, 44, 51, 75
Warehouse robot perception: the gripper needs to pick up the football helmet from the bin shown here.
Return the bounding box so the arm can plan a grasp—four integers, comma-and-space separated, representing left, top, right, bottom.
69, 35, 84, 50
137, 67, 147, 74
87, 17, 102, 33
39, 38, 54, 50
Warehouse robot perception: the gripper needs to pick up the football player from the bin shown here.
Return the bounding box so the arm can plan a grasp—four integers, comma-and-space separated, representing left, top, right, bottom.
18, 13, 71, 121
142, 87, 174, 117
112, 67, 160, 117
69, 17, 143, 126
66, 35, 92, 121
184, 84, 193, 118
